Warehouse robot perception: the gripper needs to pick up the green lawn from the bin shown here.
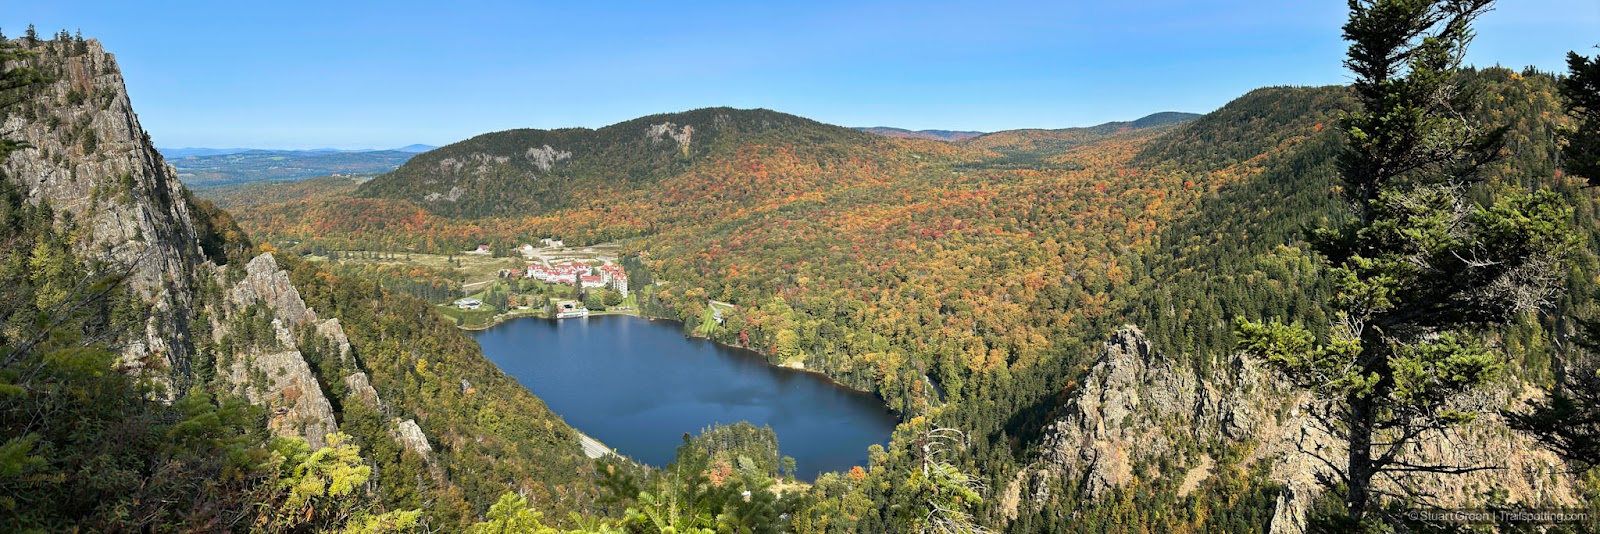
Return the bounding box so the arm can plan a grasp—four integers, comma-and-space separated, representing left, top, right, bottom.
310, 251, 526, 287
694, 301, 735, 336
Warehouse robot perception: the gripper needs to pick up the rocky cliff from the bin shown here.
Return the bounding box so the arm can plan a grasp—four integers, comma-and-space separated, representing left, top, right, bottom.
0, 37, 388, 450
1003, 326, 1578, 532
1, 37, 204, 390
3, 37, 604, 522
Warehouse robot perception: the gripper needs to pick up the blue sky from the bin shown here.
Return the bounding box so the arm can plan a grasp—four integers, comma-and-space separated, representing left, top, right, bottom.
6, 1, 1597, 149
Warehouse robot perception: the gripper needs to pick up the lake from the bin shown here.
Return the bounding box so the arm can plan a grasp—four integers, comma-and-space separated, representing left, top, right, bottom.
471, 315, 899, 481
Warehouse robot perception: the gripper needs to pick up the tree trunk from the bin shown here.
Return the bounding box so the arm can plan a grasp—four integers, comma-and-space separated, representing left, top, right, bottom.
1347, 390, 1375, 521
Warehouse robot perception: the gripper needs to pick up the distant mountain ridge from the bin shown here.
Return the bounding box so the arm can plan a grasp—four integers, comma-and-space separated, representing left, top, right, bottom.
855, 112, 1200, 144
160, 145, 437, 159
956, 111, 1203, 163
165, 146, 434, 187
854, 127, 985, 142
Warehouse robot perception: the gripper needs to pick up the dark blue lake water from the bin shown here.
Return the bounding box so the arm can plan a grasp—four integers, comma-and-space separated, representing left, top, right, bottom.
471, 315, 898, 481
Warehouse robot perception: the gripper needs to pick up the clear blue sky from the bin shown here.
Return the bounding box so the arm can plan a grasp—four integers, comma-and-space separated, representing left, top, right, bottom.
6, 1, 1597, 149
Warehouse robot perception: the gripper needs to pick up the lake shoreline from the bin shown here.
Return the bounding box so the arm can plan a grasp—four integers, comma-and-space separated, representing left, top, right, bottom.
460, 309, 895, 411
470, 314, 900, 480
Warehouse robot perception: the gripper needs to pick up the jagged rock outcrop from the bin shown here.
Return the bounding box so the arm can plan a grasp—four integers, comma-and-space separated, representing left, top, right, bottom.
1022, 327, 1274, 501
317, 318, 353, 361
0, 39, 381, 452
1005, 326, 1578, 532
1, 38, 203, 389
224, 349, 338, 449
1269, 483, 1312, 534
211, 253, 342, 448
345, 371, 382, 408
392, 419, 434, 459
228, 254, 316, 327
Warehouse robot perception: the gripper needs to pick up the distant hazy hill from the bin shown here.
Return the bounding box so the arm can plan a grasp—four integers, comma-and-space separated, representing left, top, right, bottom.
855, 127, 985, 142
959, 111, 1201, 161
192, 174, 369, 209
1125, 111, 1202, 129
160, 147, 255, 158
856, 113, 1198, 147
163, 147, 432, 186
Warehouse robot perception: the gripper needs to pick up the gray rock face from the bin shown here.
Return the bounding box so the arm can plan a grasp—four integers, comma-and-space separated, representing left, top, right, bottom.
222, 349, 338, 450
2, 36, 431, 471
392, 419, 433, 459
1007, 326, 1578, 532
1, 38, 204, 391
215, 253, 341, 449
1030, 326, 1260, 500
1269, 483, 1310, 534
229, 254, 317, 327
344, 371, 384, 410
317, 318, 353, 363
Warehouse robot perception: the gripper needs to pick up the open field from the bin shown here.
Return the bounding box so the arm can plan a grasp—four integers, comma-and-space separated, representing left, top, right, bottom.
521, 242, 629, 266
307, 250, 526, 287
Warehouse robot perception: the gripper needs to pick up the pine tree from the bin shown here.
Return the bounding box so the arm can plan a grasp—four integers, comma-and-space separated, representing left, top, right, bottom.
1236, 0, 1577, 526
0, 39, 44, 159
1560, 50, 1600, 185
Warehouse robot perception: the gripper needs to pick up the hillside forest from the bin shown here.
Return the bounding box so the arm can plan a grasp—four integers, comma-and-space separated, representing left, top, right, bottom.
6, 2, 1600, 533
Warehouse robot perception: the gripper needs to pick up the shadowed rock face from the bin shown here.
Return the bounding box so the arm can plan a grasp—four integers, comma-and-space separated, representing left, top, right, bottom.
1004, 326, 1578, 532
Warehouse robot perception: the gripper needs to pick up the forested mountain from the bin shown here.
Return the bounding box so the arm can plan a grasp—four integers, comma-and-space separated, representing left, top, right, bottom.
9, 5, 1600, 531
225, 58, 1600, 530
357, 107, 916, 219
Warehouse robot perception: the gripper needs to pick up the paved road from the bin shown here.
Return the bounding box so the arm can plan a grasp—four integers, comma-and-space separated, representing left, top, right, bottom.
579, 432, 614, 459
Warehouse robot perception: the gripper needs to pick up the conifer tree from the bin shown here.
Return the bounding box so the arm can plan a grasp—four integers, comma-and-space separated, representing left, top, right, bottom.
1236, 0, 1576, 526
1510, 49, 1600, 469
1560, 50, 1600, 186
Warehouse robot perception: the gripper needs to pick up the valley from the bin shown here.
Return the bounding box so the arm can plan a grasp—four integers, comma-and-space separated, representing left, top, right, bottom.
178, 65, 1600, 532
4, 2, 1600, 532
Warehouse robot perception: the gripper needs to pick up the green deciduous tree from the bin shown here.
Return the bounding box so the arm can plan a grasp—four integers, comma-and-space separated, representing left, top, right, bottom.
1236, 0, 1577, 526
466, 493, 559, 534
259, 433, 375, 532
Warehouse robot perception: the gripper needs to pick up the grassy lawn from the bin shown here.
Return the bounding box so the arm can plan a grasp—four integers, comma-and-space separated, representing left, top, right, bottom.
436, 306, 498, 329
309, 251, 526, 287
437, 278, 642, 328
694, 302, 734, 337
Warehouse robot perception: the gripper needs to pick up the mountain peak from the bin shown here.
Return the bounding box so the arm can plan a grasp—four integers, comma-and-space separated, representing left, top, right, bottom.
357, 106, 878, 218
